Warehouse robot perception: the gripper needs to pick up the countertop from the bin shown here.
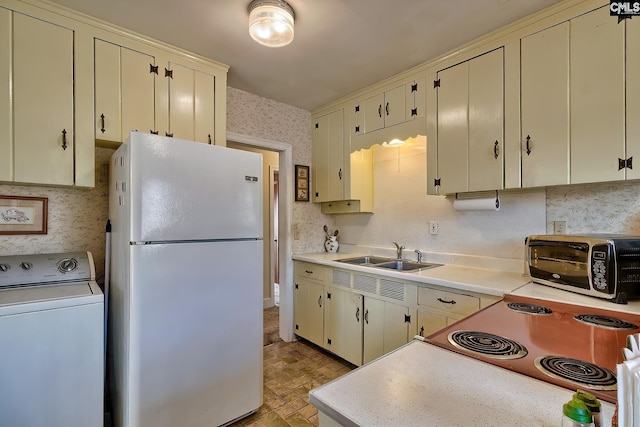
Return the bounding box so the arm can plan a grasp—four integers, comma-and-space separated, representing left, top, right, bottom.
309, 340, 615, 427
293, 252, 530, 297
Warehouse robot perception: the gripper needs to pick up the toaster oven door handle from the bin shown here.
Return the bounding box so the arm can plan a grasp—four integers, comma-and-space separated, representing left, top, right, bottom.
528, 240, 589, 252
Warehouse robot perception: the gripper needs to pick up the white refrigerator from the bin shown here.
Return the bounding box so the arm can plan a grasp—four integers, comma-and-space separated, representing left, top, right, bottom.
108, 132, 263, 427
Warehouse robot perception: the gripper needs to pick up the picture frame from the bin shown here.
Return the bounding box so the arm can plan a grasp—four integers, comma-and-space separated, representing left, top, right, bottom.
295, 165, 310, 202
0, 196, 48, 235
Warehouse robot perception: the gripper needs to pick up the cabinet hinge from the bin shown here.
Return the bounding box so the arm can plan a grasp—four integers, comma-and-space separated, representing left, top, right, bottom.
433, 79, 441, 88
327, 338, 332, 345
411, 83, 418, 92
165, 68, 173, 79
404, 314, 411, 323
411, 108, 417, 117
315, 123, 319, 129
315, 192, 319, 197
327, 292, 332, 299
355, 105, 360, 113
149, 64, 159, 74
434, 178, 441, 187
355, 125, 360, 133
295, 283, 299, 289
150, 130, 159, 135
295, 324, 299, 330
619, 157, 634, 170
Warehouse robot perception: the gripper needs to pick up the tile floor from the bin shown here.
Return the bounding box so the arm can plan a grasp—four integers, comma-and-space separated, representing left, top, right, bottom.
229, 339, 355, 427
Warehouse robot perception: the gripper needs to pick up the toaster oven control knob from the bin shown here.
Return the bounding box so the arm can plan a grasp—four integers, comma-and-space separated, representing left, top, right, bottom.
0, 263, 9, 272
57, 258, 78, 273
20, 262, 33, 270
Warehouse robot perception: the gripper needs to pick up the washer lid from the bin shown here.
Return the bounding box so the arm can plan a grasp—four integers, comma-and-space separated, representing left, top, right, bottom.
0, 282, 101, 314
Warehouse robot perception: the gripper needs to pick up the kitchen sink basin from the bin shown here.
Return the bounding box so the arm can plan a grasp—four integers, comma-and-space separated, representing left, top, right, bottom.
336, 256, 442, 273
336, 255, 394, 265
374, 260, 442, 272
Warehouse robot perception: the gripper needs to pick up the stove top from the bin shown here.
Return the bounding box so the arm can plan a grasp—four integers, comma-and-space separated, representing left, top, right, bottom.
425, 294, 640, 403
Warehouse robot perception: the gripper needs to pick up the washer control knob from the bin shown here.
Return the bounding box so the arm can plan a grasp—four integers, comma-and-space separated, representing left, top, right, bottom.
0, 264, 10, 272
57, 257, 78, 273
20, 262, 33, 270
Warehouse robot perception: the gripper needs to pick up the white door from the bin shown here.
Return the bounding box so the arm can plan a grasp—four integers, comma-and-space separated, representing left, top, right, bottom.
129, 240, 262, 427
127, 132, 263, 241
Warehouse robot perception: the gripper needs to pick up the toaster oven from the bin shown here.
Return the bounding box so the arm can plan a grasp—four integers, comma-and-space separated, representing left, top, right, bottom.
526, 234, 640, 303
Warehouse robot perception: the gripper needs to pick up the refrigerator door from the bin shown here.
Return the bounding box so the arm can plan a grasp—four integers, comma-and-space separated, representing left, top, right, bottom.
128, 240, 263, 427
127, 132, 262, 242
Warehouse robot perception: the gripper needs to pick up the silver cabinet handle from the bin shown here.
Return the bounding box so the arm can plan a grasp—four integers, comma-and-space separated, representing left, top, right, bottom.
437, 297, 456, 305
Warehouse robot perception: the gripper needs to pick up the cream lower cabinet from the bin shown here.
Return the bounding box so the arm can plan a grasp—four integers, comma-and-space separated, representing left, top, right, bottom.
6, 11, 75, 186
324, 286, 363, 366
416, 310, 448, 338
433, 48, 504, 194
95, 39, 156, 143
363, 297, 412, 364
293, 262, 325, 347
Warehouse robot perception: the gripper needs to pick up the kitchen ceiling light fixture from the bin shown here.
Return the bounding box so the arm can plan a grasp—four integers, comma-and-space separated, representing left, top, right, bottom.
248, 0, 295, 48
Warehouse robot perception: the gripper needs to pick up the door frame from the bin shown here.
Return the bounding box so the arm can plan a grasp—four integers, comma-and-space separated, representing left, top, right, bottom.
269, 166, 279, 306
227, 131, 294, 342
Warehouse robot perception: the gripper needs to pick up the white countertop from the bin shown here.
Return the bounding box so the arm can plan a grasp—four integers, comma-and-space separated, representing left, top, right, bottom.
310, 340, 615, 427
293, 252, 530, 297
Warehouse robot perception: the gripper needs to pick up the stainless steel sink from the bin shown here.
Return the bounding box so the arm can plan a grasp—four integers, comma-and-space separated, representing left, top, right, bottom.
336, 255, 394, 265
336, 256, 442, 272
374, 260, 442, 272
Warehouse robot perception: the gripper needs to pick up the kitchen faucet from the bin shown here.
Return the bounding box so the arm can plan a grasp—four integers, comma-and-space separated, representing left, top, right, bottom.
415, 249, 423, 263
392, 242, 405, 260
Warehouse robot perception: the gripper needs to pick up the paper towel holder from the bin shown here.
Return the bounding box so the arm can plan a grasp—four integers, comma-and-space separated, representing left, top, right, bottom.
454, 190, 500, 210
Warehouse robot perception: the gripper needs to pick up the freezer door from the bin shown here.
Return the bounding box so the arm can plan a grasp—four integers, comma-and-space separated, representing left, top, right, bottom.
127, 241, 263, 427
127, 132, 262, 242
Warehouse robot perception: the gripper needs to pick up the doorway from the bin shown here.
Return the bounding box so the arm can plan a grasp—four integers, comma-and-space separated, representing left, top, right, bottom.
226, 131, 294, 343
270, 167, 279, 305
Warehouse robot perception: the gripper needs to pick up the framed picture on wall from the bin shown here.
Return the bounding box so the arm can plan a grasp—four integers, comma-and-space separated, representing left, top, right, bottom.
0, 195, 48, 235
295, 165, 310, 202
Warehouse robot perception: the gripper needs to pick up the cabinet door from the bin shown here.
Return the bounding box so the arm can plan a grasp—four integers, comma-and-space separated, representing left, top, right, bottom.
293, 280, 307, 336
194, 70, 215, 144
121, 48, 156, 140
325, 287, 363, 366
95, 41, 156, 142
363, 93, 384, 133
363, 297, 384, 364
627, 17, 640, 180
312, 109, 344, 202
521, 22, 570, 187
13, 13, 73, 186
293, 278, 324, 346
416, 310, 447, 338
0, 8, 10, 182
384, 85, 405, 127
168, 62, 195, 140
382, 300, 410, 354
570, 6, 625, 183
468, 48, 503, 192
436, 62, 469, 194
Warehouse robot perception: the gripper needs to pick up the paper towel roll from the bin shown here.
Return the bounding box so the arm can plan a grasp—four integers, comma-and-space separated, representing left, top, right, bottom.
453, 196, 500, 211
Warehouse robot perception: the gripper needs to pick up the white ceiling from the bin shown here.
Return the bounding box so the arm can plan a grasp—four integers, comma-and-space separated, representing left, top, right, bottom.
49, 0, 563, 111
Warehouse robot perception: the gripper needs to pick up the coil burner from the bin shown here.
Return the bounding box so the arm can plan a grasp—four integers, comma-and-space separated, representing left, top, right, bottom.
448, 331, 528, 360
574, 314, 638, 330
506, 302, 553, 315
534, 356, 617, 391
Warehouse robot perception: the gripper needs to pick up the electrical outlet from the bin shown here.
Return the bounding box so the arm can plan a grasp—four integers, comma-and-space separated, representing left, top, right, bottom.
293, 224, 300, 240
429, 221, 439, 235
553, 221, 567, 235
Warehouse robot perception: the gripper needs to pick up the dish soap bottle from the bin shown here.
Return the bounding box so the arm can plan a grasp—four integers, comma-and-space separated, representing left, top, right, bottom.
574, 390, 601, 427
562, 396, 594, 427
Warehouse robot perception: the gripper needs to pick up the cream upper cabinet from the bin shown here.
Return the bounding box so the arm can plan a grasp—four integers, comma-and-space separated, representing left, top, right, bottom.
521, 22, 569, 188
95, 39, 156, 143
434, 48, 504, 194
312, 109, 345, 203
570, 6, 625, 184
13, 12, 74, 186
0, 8, 10, 182
628, 13, 640, 180
364, 85, 405, 133
160, 61, 216, 144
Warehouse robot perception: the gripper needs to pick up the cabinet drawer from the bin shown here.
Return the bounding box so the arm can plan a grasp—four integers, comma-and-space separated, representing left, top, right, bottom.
294, 262, 325, 282
321, 200, 362, 214
417, 287, 480, 317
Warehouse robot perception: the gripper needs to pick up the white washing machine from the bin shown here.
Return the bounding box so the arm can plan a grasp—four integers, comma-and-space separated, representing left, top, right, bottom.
0, 252, 104, 427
